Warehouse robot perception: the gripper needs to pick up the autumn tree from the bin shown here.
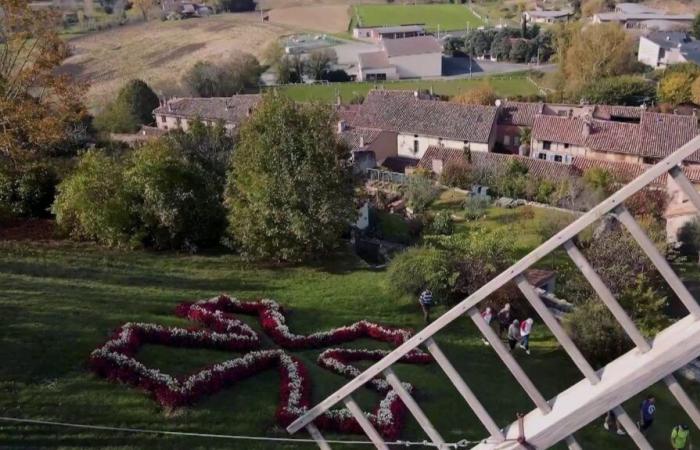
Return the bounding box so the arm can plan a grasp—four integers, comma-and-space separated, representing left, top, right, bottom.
452, 82, 497, 105
132, 0, 156, 20
559, 23, 636, 96
659, 71, 697, 105
225, 94, 354, 262
0, 0, 89, 165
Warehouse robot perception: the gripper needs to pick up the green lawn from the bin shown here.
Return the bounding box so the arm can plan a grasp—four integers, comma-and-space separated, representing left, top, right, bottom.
2, 236, 700, 448
275, 74, 539, 104
354, 4, 484, 32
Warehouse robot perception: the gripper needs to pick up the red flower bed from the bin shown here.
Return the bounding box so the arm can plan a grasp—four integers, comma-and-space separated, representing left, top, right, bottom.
90, 294, 434, 439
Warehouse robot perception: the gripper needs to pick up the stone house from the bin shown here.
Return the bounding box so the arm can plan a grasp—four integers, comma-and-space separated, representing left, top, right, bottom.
152, 94, 261, 134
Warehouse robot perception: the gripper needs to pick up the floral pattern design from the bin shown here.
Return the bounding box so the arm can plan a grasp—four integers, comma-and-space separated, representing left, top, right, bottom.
89, 295, 432, 438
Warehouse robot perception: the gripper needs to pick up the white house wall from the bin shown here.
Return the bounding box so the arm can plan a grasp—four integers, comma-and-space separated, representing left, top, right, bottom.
389, 53, 442, 78
397, 133, 489, 159
638, 37, 662, 67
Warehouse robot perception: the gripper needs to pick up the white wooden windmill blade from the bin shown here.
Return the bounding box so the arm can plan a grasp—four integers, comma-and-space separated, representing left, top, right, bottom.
287, 135, 700, 450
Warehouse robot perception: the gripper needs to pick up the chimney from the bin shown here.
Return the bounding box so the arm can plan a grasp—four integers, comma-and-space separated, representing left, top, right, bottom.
495, 99, 502, 107
247, 107, 253, 117
414, 90, 419, 99
359, 136, 365, 148
582, 116, 592, 138
337, 120, 346, 133
336, 94, 341, 106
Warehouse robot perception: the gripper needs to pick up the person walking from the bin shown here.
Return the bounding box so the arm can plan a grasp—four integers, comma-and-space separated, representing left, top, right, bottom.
419, 288, 433, 324
519, 318, 534, 355
497, 303, 511, 338
603, 410, 626, 436
507, 319, 521, 351
671, 424, 691, 450
638, 395, 656, 433
480, 307, 493, 346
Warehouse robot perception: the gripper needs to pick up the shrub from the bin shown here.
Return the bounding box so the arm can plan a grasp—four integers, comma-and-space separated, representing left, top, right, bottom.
580, 76, 656, 106
226, 94, 354, 262
658, 71, 696, 105
53, 150, 135, 247
386, 247, 458, 302
677, 218, 700, 262
452, 82, 497, 105
377, 211, 410, 244
439, 158, 472, 189
564, 298, 631, 365
463, 196, 489, 220
125, 142, 227, 250
404, 174, 438, 213
94, 79, 159, 133
94, 99, 141, 134
429, 210, 454, 235
183, 54, 261, 97
218, 0, 255, 12
0, 164, 58, 218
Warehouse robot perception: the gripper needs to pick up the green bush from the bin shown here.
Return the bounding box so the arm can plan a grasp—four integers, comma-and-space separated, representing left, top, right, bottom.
183, 54, 261, 97
94, 79, 159, 133
564, 298, 631, 365
580, 76, 656, 106
386, 247, 458, 302
53, 150, 135, 247
463, 196, 489, 220
404, 174, 438, 213
429, 210, 454, 235
0, 164, 58, 218
125, 142, 227, 250
54, 143, 227, 250
377, 211, 410, 244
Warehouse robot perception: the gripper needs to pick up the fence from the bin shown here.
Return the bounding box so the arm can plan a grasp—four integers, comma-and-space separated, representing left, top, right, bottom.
287, 135, 700, 449
366, 168, 408, 185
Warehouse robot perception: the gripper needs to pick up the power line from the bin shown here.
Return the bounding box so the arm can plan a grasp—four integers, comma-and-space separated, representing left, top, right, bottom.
0, 416, 483, 448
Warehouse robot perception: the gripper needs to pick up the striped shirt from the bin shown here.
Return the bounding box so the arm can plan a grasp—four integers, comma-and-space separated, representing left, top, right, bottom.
419, 290, 433, 306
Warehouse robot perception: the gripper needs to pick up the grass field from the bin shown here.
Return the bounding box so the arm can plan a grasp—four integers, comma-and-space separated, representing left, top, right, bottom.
2, 207, 700, 448
60, 13, 290, 111
276, 73, 539, 103
354, 4, 484, 32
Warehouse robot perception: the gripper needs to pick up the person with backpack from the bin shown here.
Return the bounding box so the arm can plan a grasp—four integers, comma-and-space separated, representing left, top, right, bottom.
638, 395, 656, 433
507, 319, 521, 351
419, 289, 433, 324
519, 318, 534, 355
497, 303, 511, 338
671, 424, 690, 450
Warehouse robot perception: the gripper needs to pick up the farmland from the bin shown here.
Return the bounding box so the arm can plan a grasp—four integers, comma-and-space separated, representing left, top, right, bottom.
353, 4, 484, 32
275, 73, 540, 103
60, 13, 289, 111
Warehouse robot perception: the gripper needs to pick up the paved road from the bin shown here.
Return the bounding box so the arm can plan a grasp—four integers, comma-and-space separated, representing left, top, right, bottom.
442, 56, 557, 78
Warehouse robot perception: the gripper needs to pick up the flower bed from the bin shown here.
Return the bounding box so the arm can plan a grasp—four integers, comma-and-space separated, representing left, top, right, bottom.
90, 294, 434, 439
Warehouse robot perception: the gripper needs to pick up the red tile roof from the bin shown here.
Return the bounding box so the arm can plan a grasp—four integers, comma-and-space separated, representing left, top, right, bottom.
352, 90, 498, 143
532, 112, 700, 162
498, 101, 544, 127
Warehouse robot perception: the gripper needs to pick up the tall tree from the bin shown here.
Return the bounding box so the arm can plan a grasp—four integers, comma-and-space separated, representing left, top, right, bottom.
304, 49, 335, 81
225, 94, 354, 262
0, 0, 89, 165
561, 23, 636, 96
693, 11, 700, 40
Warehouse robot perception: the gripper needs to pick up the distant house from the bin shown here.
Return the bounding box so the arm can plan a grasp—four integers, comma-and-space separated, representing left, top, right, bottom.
340, 90, 498, 172
638, 31, 700, 68
524, 9, 572, 24
356, 36, 442, 81
352, 24, 426, 42
593, 3, 694, 30
153, 95, 261, 134
530, 111, 699, 165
